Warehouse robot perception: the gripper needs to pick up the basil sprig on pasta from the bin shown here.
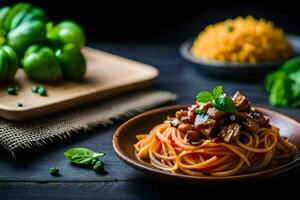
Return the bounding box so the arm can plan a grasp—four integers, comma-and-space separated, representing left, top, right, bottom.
196, 85, 236, 113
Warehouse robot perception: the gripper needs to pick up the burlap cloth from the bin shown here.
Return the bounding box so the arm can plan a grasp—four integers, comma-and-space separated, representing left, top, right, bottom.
0, 90, 176, 159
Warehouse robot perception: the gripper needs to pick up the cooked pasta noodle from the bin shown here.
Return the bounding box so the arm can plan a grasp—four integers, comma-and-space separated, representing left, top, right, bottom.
135, 121, 296, 176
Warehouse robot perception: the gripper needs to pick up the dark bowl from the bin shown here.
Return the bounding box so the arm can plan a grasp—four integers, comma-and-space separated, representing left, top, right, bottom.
113, 105, 300, 184
179, 34, 300, 78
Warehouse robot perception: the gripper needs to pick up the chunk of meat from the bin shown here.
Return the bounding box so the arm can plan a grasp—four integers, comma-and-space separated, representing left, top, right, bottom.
216, 117, 230, 126
234, 112, 248, 121
241, 117, 260, 134
187, 105, 198, 124
194, 115, 216, 137
232, 91, 251, 112
187, 130, 205, 145
178, 123, 194, 133
250, 111, 270, 127
196, 102, 212, 112
207, 107, 226, 120
170, 118, 181, 128
221, 123, 241, 143
175, 110, 190, 123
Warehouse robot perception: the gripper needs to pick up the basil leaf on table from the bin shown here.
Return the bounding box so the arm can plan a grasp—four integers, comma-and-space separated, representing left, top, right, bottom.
269, 78, 292, 106
64, 147, 105, 167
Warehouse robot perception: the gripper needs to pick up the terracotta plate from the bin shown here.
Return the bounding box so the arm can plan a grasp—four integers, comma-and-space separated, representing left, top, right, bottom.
113, 105, 300, 183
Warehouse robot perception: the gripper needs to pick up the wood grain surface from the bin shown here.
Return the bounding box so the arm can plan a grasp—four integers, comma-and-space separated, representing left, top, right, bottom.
0, 47, 158, 121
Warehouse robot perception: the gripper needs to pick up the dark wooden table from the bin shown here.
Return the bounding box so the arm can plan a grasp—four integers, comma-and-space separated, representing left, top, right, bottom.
0, 44, 299, 199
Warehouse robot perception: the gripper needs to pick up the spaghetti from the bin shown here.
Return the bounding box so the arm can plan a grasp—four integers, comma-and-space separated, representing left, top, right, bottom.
134, 91, 296, 177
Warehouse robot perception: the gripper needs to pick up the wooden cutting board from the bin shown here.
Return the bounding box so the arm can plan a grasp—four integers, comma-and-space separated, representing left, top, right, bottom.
0, 47, 159, 121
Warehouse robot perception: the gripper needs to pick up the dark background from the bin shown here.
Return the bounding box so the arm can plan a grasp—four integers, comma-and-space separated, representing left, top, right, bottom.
1, 1, 300, 199
2, 0, 300, 44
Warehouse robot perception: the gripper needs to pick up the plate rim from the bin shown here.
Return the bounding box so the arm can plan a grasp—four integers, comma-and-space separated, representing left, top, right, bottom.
113, 104, 300, 181
179, 34, 299, 69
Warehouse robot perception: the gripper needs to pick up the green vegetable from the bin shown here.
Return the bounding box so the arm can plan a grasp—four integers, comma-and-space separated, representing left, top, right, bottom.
22, 45, 63, 82
213, 95, 237, 113
289, 71, 300, 99
7, 85, 18, 95
50, 167, 59, 176
0, 3, 86, 82
212, 85, 223, 99
264, 71, 286, 92
195, 109, 205, 116
55, 43, 86, 80
196, 85, 236, 113
0, 7, 10, 35
47, 21, 85, 50
269, 78, 292, 106
31, 86, 39, 93
0, 35, 5, 46
225, 22, 234, 32
64, 147, 105, 167
37, 86, 47, 96
7, 4, 33, 31
0, 3, 47, 58
93, 161, 104, 174
17, 102, 23, 107
3, 3, 32, 31
264, 56, 300, 107
0, 7, 9, 45
0, 45, 18, 81
280, 56, 300, 74
18, 7, 46, 25
196, 91, 214, 103
7, 20, 46, 57
31, 85, 47, 96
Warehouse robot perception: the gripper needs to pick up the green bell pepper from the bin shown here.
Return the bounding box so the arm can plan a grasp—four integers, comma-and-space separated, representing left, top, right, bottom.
47, 21, 85, 50
4, 3, 32, 31
0, 6, 10, 30
0, 3, 47, 57
9, 7, 46, 31
7, 20, 46, 57
0, 45, 18, 81
1, 3, 46, 31
22, 45, 63, 82
55, 43, 86, 80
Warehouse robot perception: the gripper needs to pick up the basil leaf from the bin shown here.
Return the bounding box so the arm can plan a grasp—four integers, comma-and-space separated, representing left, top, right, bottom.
195, 108, 205, 116
269, 78, 292, 106
280, 56, 300, 74
213, 95, 236, 113
289, 70, 300, 99
212, 85, 223, 99
196, 91, 214, 103
264, 71, 286, 92
64, 147, 105, 166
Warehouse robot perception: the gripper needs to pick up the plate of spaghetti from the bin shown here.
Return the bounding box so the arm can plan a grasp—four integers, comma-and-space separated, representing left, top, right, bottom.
113, 86, 300, 182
